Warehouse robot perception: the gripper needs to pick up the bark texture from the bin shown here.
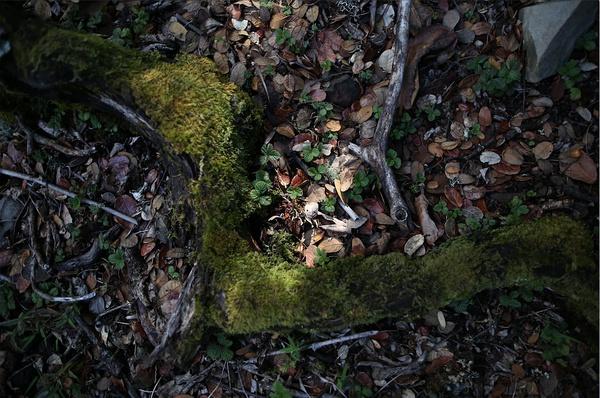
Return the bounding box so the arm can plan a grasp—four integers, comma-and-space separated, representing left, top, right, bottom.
0, 12, 596, 353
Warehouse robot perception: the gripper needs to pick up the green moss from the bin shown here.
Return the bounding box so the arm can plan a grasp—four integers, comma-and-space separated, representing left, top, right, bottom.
207, 216, 597, 334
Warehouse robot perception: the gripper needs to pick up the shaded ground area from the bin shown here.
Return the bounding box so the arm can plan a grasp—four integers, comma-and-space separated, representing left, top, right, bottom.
0, 0, 598, 397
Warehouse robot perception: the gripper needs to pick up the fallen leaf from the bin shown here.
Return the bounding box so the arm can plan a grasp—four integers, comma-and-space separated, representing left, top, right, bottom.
480, 151, 501, 165
351, 238, 365, 256
316, 29, 343, 63
576, 106, 592, 122
159, 280, 182, 316
404, 234, 425, 256
377, 49, 395, 73
444, 186, 463, 208
428, 142, 444, 157
563, 152, 598, 184
532, 141, 553, 160
478, 106, 492, 127
415, 194, 440, 245
351, 106, 373, 123
502, 147, 524, 165
318, 238, 344, 253
304, 245, 317, 268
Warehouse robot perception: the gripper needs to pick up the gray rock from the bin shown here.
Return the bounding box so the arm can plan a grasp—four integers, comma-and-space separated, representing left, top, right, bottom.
520, 0, 598, 83
456, 28, 475, 44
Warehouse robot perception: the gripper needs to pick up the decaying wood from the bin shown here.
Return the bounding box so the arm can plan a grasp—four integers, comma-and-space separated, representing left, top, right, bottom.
349, 0, 412, 231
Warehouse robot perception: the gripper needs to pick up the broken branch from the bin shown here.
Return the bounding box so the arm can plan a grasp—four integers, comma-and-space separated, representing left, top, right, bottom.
0, 167, 138, 226
349, 0, 413, 231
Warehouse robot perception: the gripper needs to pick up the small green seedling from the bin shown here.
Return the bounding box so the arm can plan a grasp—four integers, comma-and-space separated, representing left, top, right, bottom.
320, 197, 336, 213
575, 30, 597, 51
502, 196, 529, 225
358, 69, 373, 82
302, 143, 322, 162
386, 149, 401, 169
558, 60, 583, 100
108, 248, 125, 270
391, 112, 416, 140
250, 170, 273, 207
347, 170, 374, 202
286, 186, 303, 200
314, 247, 329, 265
373, 105, 383, 120
207, 333, 234, 361
275, 28, 294, 47
409, 173, 426, 194
459, 216, 496, 234
422, 105, 441, 122
307, 164, 329, 181
279, 337, 302, 369
260, 143, 281, 166
433, 200, 461, 219
270, 381, 292, 398
311, 101, 334, 121
167, 265, 180, 279
540, 325, 573, 363
468, 56, 521, 97
320, 60, 333, 72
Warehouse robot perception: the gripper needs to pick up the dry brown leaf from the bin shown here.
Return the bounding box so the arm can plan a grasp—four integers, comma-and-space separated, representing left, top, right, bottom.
316, 29, 343, 63
325, 120, 342, 132
351, 237, 365, 256
563, 152, 598, 184
478, 106, 492, 127
318, 238, 344, 254
270, 13, 287, 29
428, 142, 444, 157
532, 141, 553, 160
306, 5, 319, 23
415, 194, 440, 246
304, 245, 317, 268
351, 106, 373, 124
444, 186, 463, 208
502, 147, 524, 166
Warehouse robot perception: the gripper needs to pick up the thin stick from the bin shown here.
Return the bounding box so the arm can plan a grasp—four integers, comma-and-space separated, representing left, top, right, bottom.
349, 0, 412, 231
31, 283, 96, 303
0, 167, 138, 226
32, 133, 96, 157
266, 330, 380, 356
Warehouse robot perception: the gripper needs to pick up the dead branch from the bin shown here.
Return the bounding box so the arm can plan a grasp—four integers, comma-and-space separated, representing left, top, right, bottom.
0, 167, 138, 226
349, 0, 413, 231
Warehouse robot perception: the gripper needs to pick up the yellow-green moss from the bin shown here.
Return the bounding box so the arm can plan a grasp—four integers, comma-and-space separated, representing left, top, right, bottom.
208, 216, 597, 334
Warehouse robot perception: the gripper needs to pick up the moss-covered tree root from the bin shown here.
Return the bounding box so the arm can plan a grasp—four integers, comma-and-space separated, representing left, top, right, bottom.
0, 10, 596, 356
206, 216, 596, 334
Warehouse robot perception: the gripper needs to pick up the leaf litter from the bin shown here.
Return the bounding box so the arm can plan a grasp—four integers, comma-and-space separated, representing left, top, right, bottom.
1, 0, 598, 397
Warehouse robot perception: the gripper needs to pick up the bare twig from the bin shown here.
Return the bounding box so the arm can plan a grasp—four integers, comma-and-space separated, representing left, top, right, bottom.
0, 167, 138, 226
31, 283, 96, 303
32, 133, 96, 157
348, 0, 413, 231
18, 118, 95, 157
266, 330, 380, 356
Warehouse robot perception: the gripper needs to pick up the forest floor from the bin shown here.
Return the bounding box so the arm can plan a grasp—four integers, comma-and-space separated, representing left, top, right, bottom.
0, 0, 598, 397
